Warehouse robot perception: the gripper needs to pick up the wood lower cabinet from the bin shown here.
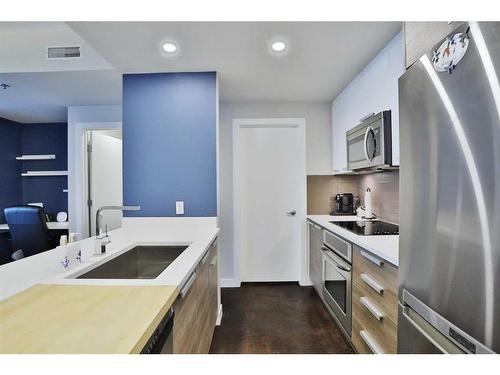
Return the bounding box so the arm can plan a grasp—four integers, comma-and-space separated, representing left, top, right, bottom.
351, 245, 398, 354
173, 239, 218, 354
308, 222, 323, 294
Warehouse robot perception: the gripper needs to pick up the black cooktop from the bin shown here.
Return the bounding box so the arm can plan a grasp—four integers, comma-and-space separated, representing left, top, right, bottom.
329, 220, 399, 236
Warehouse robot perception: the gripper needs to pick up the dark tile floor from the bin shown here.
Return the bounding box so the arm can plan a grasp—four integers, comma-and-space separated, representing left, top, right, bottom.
209, 282, 354, 354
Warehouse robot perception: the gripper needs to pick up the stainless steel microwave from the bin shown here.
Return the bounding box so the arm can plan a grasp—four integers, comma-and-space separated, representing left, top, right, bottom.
346, 111, 392, 171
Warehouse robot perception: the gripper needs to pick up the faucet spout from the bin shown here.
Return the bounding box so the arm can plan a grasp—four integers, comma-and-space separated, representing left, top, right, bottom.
95, 205, 141, 236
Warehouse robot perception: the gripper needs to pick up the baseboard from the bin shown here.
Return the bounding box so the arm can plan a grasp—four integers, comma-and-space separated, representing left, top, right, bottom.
220, 278, 241, 288
216, 303, 223, 326
299, 277, 313, 287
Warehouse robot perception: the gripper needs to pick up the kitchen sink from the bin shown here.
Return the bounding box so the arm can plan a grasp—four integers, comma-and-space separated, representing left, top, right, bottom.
76, 245, 188, 279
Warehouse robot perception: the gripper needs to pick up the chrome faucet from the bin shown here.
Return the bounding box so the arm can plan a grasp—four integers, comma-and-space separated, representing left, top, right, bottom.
95, 205, 141, 237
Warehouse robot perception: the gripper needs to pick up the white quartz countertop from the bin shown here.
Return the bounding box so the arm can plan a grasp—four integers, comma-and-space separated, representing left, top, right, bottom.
0, 217, 219, 301
307, 215, 399, 266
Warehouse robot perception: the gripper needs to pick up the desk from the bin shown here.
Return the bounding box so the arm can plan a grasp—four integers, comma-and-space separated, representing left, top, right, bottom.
0, 222, 69, 232
0, 222, 70, 265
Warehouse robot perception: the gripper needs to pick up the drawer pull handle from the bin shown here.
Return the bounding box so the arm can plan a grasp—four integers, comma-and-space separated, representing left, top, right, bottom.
180, 272, 197, 298
360, 250, 383, 267
360, 296, 384, 320
360, 330, 384, 354
360, 273, 384, 294
210, 255, 217, 266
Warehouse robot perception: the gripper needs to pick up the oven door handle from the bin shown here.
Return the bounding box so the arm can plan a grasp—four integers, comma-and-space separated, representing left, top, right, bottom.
335, 264, 351, 272
321, 247, 351, 272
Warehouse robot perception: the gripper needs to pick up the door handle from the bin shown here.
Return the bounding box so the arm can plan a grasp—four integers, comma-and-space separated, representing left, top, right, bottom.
286, 210, 296, 216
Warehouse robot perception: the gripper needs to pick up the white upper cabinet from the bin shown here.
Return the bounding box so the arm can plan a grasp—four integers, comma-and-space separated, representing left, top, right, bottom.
331, 31, 405, 174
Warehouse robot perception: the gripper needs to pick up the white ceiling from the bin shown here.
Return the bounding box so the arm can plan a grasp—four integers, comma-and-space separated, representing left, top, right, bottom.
0, 22, 114, 73
0, 70, 122, 123
69, 22, 402, 101
0, 21, 402, 123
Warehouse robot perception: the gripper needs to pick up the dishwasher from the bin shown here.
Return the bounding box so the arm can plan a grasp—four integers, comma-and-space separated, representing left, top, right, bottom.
140, 307, 175, 354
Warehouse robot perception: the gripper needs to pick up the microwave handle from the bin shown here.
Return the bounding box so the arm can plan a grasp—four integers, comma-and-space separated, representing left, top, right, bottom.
363, 126, 372, 161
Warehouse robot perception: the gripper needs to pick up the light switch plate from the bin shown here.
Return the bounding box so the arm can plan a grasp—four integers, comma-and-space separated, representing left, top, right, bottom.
176, 201, 184, 215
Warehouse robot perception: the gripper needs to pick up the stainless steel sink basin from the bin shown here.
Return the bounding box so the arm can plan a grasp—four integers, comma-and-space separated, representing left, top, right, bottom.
77, 245, 188, 279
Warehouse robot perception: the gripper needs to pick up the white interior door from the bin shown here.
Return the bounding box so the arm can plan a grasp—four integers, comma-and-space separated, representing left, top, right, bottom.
88, 130, 123, 236
235, 119, 306, 282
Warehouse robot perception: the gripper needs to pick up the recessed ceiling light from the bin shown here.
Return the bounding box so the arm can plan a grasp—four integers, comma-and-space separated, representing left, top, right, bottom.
271, 41, 287, 52
162, 42, 177, 53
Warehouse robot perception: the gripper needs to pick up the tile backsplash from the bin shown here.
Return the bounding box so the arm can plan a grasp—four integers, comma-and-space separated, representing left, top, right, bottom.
307, 175, 359, 215
358, 171, 399, 223
307, 170, 399, 223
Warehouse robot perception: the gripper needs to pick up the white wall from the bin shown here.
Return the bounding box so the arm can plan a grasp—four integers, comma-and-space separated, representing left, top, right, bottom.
331, 32, 405, 169
67, 105, 122, 238
218, 101, 331, 285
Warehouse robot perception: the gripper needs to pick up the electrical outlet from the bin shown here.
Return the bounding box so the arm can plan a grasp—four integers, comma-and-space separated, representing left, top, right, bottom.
176, 201, 184, 215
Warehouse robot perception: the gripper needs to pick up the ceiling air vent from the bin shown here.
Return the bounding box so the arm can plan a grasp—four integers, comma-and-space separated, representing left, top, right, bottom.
47, 46, 81, 59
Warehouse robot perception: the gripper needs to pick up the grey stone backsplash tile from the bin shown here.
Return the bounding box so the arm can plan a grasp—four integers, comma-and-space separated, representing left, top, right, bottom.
358, 171, 399, 224
307, 175, 359, 215
307, 170, 399, 224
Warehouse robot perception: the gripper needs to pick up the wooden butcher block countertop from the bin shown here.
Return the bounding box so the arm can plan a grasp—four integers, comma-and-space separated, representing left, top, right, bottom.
0, 284, 178, 354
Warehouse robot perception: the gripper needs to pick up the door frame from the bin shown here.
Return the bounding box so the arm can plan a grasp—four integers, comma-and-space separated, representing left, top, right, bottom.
232, 118, 307, 286
72, 122, 121, 239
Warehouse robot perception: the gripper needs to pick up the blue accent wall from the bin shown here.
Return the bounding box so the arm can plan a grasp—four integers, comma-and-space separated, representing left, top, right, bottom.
21, 123, 68, 216
123, 72, 217, 217
0, 117, 22, 224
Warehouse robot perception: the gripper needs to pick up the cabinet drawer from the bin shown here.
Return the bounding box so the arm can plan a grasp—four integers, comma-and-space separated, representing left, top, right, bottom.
173, 267, 202, 353
352, 285, 397, 353
353, 245, 397, 293
352, 268, 398, 324
173, 238, 219, 354
352, 316, 383, 354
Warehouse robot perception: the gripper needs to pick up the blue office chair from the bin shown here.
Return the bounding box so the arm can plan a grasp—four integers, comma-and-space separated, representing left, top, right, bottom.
4, 206, 56, 259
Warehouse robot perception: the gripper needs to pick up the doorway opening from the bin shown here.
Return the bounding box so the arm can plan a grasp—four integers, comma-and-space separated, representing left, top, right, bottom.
84, 129, 123, 237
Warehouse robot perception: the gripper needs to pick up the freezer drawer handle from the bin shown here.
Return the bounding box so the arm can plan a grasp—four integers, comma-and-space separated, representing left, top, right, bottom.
360, 296, 384, 321
360, 330, 384, 354
180, 272, 197, 298
360, 273, 384, 294
360, 250, 383, 267
401, 305, 465, 354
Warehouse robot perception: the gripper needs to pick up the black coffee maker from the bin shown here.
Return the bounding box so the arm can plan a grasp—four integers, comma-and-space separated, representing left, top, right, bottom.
331, 193, 355, 215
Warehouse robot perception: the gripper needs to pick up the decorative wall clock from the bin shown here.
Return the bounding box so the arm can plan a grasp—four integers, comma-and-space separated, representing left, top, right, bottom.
432, 30, 470, 73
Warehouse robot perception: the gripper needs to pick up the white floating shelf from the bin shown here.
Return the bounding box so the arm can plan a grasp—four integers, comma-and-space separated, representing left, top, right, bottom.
21, 171, 68, 177
16, 154, 56, 160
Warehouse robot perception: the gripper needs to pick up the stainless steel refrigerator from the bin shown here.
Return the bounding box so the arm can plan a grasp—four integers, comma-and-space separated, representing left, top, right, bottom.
398, 22, 500, 354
